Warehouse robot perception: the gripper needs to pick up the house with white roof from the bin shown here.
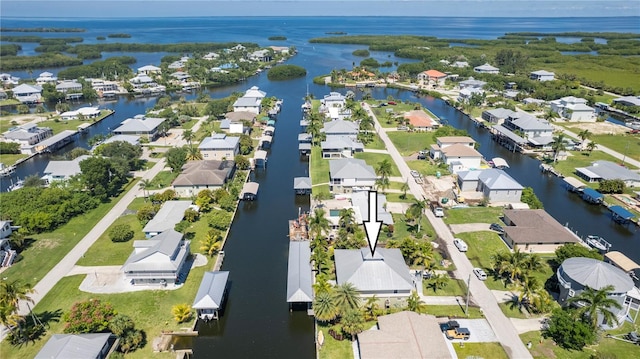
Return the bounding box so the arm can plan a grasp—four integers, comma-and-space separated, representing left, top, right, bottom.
244, 85, 266, 100
474, 63, 499, 74
321, 119, 359, 137
613, 96, 640, 107
351, 191, 393, 225
55, 80, 83, 93
530, 70, 555, 81
122, 229, 190, 285
12, 83, 43, 104
143, 200, 193, 238
2, 123, 53, 151
101, 134, 140, 147
452, 61, 469, 68
459, 77, 486, 89
113, 115, 165, 140
172, 160, 236, 197
482, 108, 516, 125
41, 155, 91, 184
203, 52, 220, 60
35, 333, 115, 359
576, 160, 640, 188
60, 106, 101, 120
193, 271, 230, 320
322, 91, 347, 109
334, 248, 414, 297
329, 158, 377, 192
232, 96, 261, 114
457, 168, 523, 203
0, 73, 20, 86
198, 134, 240, 160
137, 65, 161, 75
550, 96, 595, 122
321, 136, 364, 158
458, 87, 484, 103
36, 71, 57, 85
248, 49, 272, 62
91, 79, 119, 93
503, 112, 553, 140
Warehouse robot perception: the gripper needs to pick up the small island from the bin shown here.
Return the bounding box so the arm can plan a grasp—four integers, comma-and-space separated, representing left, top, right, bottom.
107, 33, 132, 38
268, 36, 287, 41
352, 49, 370, 57
267, 64, 307, 80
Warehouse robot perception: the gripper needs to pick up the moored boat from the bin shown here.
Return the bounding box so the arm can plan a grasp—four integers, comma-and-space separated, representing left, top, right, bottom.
585, 235, 612, 252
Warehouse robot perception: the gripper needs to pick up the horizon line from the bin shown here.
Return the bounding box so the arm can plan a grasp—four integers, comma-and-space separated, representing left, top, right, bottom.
4, 15, 640, 19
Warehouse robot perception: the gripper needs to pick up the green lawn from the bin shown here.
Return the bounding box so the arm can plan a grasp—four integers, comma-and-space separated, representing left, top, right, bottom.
423, 278, 468, 297
353, 152, 401, 176
454, 342, 509, 359
2, 179, 139, 286
405, 159, 450, 177
386, 131, 435, 156
317, 323, 353, 359
589, 133, 640, 162
0, 153, 29, 166
311, 146, 330, 186
499, 302, 534, 319
386, 213, 436, 243
363, 133, 387, 150
384, 192, 416, 203
0, 99, 20, 107
443, 207, 504, 224
454, 231, 511, 290
520, 326, 640, 359
427, 305, 484, 319
38, 110, 114, 134
149, 169, 180, 189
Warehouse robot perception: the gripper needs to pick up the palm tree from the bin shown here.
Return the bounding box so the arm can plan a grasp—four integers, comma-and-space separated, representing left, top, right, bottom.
568, 285, 622, 329
494, 248, 527, 283
310, 247, 330, 275
139, 179, 152, 199
407, 198, 427, 233
400, 180, 410, 199
363, 296, 381, 321
340, 309, 365, 339
313, 275, 333, 295
406, 290, 427, 313
376, 159, 393, 183
200, 231, 222, 256
171, 304, 193, 323
308, 208, 330, 239
375, 177, 390, 193
182, 129, 194, 145
524, 253, 543, 273
312, 191, 331, 208
0, 279, 35, 335
413, 242, 435, 272
186, 146, 203, 161
313, 291, 339, 323
577, 129, 592, 143
543, 108, 559, 122
333, 282, 361, 314
338, 208, 357, 233
551, 133, 567, 163
427, 274, 450, 293
516, 275, 542, 311
586, 141, 597, 155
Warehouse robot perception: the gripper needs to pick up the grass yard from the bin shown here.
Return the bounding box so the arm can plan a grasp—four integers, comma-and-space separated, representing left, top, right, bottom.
363, 133, 387, 150
311, 146, 330, 186
386, 131, 435, 156
550, 150, 638, 181
318, 325, 352, 359
454, 231, 511, 290
149, 169, 180, 189
406, 159, 450, 176
423, 278, 468, 297
384, 192, 416, 203
454, 342, 509, 359
499, 302, 534, 319
353, 152, 401, 176
2, 179, 139, 286
443, 206, 504, 224
387, 213, 436, 243
0, 153, 29, 166
427, 304, 484, 319
38, 110, 114, 134
590, 133, 640, 162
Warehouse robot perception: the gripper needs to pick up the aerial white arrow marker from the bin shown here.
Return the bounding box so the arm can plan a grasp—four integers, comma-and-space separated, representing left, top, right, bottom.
363, 190, 383, 256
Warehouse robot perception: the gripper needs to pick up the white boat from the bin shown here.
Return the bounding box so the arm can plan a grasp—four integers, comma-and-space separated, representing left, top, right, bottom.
585, 235, 611, 252
0, 163, 16, 177
7, 179, 24, 192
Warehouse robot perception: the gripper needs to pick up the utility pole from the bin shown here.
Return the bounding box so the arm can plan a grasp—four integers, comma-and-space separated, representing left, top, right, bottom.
465, 274, 471, 317
622, 141, 630, 166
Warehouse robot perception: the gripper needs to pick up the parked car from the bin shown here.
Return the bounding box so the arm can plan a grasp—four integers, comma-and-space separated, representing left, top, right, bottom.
473, 268, 488, 281
442, 320, 460, 331
410, 170, 421, 178
489, 223, 504, 233
397, 125, 408, 131
433, 207, 445, 217
453, 238, 468, 252
446, 326, 471, 340
417, 154, 426, 160
388, 101, 397, 105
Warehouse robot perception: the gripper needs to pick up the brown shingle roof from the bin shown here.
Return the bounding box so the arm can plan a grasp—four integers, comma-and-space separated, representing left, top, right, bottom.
442, 144, 482, 157
503, 209, 579, 245
172, 160, 234, 187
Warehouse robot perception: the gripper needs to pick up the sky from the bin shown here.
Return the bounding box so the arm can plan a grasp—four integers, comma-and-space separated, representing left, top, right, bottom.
1, 0, 639, 18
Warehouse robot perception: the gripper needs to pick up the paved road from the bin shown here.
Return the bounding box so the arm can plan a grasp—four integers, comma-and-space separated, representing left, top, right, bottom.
363, 103, 532, 359
555, 126, 640, 168
0, 158, 168, 341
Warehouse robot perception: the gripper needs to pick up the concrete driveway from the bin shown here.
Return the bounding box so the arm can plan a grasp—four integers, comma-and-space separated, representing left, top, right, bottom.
450, 223, 492, 234
439, 318, 499, 343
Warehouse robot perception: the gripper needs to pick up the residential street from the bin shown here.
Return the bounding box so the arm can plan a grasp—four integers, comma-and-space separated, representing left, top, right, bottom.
363, 103, 533, 359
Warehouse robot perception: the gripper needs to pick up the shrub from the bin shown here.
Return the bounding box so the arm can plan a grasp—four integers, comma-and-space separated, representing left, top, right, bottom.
109, 223, 134, 242
64, 298, 116, 333
171, 304, 193, 323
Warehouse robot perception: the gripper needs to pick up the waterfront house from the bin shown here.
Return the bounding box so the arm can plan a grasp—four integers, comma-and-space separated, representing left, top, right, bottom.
322, 91, 347, 109
613, 96, 640, 107
357, 312, 452, 359
503, 112, 553, 140
0, 73, 20, 86
321, 135, 364, 158
334, 248, 414, 297
172, 160, 235, 197
351, 191, 393, 225
458, 87, 484, 103
457, 168, 523, 203
530, 70, 555, 81
329, 158, 377, 192
36, 71, 57, 85
113, 115, 165, 141
101, 134, 140, 147
248, 49, 273, 62
232, 96, 261, 114
2, 123, 53, 152
575, 160, 640, 187
12, 83, 43, 103
198, 133, 240, 160
143, 200, 193, 238
440, 144, 483, 173
473, 63, 500, 74
91, 79, 119, 93
321, 119, 359, 137
502, 209, 579, 252
193, 271, 230, 320
286, 241, 313, 308
403, 110, 438, 130
482, 108, 516, 125
35, 333, 116, 359
550, 96, 595, 122
557, 257, 634, 328
60, 106, 101, 120
55, 80, 83, 94
41, 155, 90, 184
459, 77, 486, 89
122, 229, 190, 285
430, 136, 475, 160
225, 110, 257, 123
417, 69, 447, 86
137, 65, 161, 75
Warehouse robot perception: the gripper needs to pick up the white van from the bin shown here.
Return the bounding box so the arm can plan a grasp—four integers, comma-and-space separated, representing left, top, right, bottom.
453, 238, 468, 252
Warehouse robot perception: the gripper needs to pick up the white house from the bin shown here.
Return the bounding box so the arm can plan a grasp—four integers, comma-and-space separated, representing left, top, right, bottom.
459, 77, 486, 89
172, 160, 236, 197
55, 80, 83, 93
12, 84, 43, 104
60, 106, 101, 120
550, 96, 595, 122
441, 144, 483, 173
457, 168, 523, 203
322, 91, 346, 109
142, 200, 193, 238
474, 63, 499, 74
36, 71, 57, 85
458, 87, 484, 103
198, 133, 240, 160
329, 158, 377, 192
530, 70, 555, 81
503, 112, 554, 139
232, 96, 261, 114
2, 123, 53, 150
112, 115, 165, 141
482, 108, 516, 125
430, 136, 476, 160
41, 155, 91, 184
137, 65, 161, 75
321, 136, 364, 158
613, 96, 640, 107
321, 119, 359, 137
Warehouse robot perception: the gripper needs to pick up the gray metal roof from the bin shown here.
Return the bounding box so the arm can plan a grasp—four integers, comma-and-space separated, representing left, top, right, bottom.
478, 168, 523, 190
329, 158, 376, 181
577, 160, 640, 182
143, 200, 192, 233
293, 177, 312, 190
483, 108, 515, 119
508, 113, 553, 131
12, 83, 42, 95
122, 229, 188, 272
35, 130, 76, 148
241, 182, 259, 195
193, 271, 229, 309
493, 125, 527, 144
35, 333, 111, 359
351, 191, 393, 225
321, 135, 364, 151
233, 97, 260, 107
298, 133, 312, 143
321, 120, 359, 135
560, 257, 634, 293
102, 134, 140, 146
198, 134, 240, 150
287, 241, 313, 303
114, 117, 165, 133
334, 248, 413, 292
298, 143, 312, 150
43, 155, 91, 178
531, 70, 555, 76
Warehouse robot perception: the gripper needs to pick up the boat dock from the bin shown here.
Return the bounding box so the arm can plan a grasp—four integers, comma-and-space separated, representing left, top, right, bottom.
289, 213, 309, 241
